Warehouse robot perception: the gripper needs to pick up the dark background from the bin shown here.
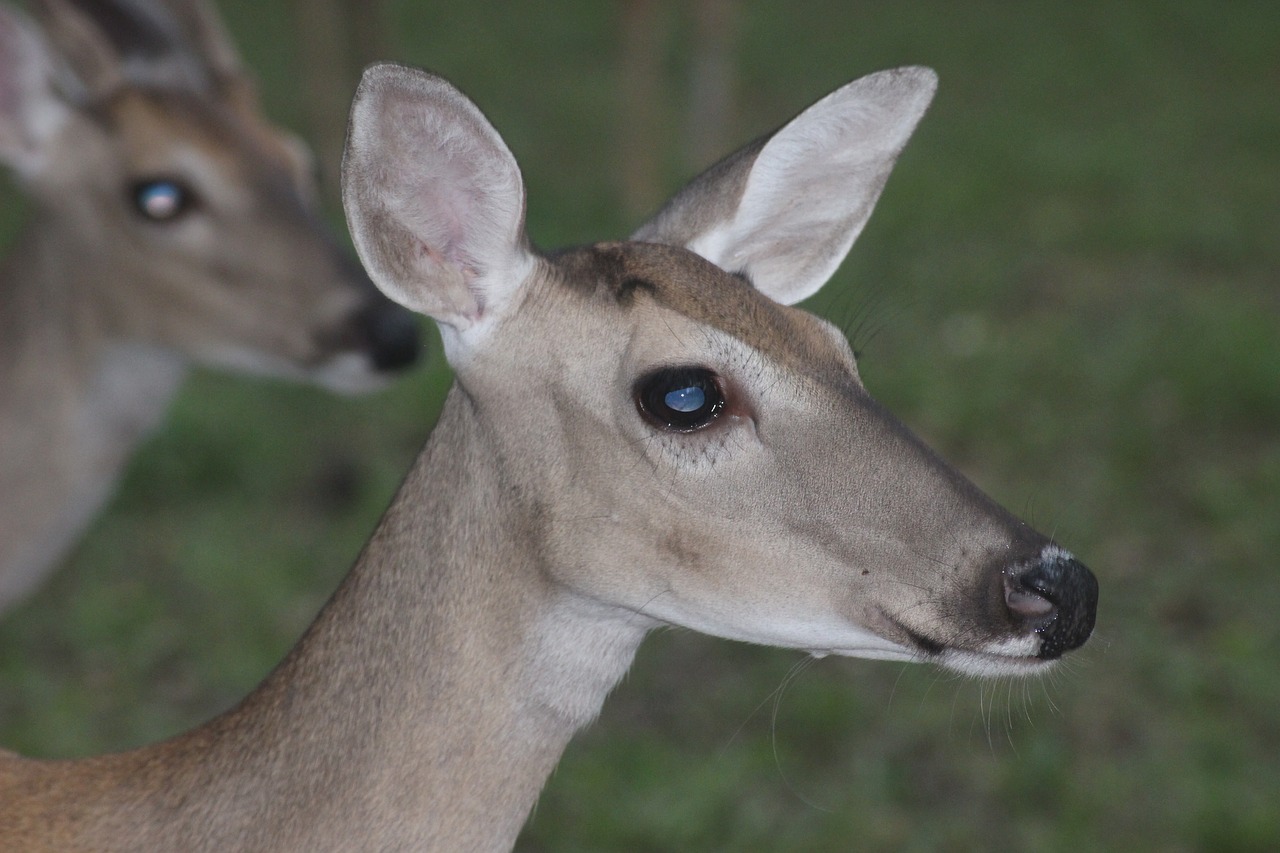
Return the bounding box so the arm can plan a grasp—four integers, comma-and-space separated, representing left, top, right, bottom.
2, 1, 1277, 849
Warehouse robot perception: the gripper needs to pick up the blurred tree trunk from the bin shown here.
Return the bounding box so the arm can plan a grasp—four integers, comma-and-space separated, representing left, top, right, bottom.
617, 0, 740, 221
348, 0, 392, 73
288, 0, 392, 211
617, 0, 667, 220
684, 0, 738, 171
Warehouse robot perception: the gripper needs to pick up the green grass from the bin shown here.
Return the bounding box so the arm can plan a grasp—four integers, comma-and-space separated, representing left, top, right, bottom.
3, 0, 1279, 849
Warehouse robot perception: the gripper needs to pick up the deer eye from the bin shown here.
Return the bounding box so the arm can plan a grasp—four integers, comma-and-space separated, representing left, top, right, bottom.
635, 367, 726, 432
131, 179, 193, 221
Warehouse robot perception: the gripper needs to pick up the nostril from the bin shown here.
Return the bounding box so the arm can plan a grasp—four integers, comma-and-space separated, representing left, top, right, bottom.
1006, 549, 1099, 660
1005, 584, 1055, 620
1004, 576, 1056, 629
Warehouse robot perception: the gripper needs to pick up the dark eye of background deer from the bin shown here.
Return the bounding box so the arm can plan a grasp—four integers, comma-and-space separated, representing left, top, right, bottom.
131, 179, 194, 221
634, 366, 726, 432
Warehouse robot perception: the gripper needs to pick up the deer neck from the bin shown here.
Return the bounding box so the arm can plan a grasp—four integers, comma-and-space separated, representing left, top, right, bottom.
104, 384, 650, 850
0, 216, 185, 609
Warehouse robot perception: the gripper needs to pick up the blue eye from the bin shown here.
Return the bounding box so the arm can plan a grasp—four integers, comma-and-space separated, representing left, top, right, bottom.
132, 179, 191, 221
636, 367, 726, 432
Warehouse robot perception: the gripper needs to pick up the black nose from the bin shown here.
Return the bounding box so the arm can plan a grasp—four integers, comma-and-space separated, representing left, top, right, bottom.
1004, 551, 1098, 659
361, 299, 421, 372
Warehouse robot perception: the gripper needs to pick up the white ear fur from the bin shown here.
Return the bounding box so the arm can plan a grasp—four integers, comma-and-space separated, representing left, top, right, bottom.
0, 6, 72, 178
341, 63, 533, 342
633, 67, 937, 306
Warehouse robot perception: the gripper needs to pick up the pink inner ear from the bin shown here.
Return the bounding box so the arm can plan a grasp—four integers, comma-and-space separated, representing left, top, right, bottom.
374, 91, 492, 274
406, 165, 484, 270
344, 66, 530, 332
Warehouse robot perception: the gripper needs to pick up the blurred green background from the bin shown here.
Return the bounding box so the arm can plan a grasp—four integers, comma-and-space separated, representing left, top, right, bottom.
2, 0, 1278, 849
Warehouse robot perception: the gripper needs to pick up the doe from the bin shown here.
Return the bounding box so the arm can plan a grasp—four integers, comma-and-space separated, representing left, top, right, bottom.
0, 0, 420, 611
0, 62, 1097, 851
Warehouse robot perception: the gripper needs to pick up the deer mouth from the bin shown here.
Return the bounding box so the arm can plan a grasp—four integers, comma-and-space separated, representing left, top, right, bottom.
876, 616, 1058, 678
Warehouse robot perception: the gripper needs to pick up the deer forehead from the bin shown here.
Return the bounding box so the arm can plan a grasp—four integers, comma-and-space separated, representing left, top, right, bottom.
109, 90, 299, 191
547, 241, 858, 386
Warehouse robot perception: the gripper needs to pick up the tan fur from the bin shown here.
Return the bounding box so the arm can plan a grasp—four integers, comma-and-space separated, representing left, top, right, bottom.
0, 64, 1096, 850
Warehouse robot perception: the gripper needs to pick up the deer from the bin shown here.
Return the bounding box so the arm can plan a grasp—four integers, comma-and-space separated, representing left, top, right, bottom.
0, 0, 421, 613
0, 62, 1098, 851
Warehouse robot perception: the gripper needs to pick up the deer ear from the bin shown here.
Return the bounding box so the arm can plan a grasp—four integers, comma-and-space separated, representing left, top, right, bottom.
633, 67, 936, 306
342, 63, 533, 342
0, 6, 73, 177
28, 0, 126, 99
158, 0, 247, 86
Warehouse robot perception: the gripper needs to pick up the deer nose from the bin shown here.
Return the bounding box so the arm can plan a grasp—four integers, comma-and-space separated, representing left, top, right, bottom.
361, 299, 421, 372
1004, 550, 1098, 660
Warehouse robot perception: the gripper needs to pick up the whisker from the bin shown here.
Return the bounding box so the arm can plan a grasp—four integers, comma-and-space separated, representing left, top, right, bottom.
767, 657, 835, 813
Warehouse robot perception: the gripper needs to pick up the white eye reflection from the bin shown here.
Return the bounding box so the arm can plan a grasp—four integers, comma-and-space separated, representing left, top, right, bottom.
133, 180, 189, 221
665, 385, 706, 413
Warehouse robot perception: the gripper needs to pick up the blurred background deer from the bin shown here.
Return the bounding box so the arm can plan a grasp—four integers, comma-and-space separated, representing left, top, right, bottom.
0, 0, 420, 612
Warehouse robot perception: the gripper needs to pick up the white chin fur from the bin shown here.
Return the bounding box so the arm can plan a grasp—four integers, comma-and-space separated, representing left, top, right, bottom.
197, 346, 387, 395
937, 647, 1054, 679
310, 351, 390, 394
820, 644, 920, 664
822, 638, 1053, 679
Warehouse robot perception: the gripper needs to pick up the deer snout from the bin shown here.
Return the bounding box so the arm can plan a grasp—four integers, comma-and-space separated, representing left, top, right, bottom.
1004, 549, 1098, 660
308, 290, 420, 394
358, 297, 421, 372
321, 243, 421, 375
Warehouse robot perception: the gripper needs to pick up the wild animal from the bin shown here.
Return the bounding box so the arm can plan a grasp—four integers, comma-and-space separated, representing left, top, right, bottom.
0, 62, 1097, 851
0, 0, 420, 611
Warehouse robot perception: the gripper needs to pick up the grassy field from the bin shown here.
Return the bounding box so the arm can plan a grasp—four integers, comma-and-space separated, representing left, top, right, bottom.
3, 0, 1278, 849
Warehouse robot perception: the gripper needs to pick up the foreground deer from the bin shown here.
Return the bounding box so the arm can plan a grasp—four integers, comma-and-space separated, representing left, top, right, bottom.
0, 0, 420, 611
0, 63, 1098, 850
